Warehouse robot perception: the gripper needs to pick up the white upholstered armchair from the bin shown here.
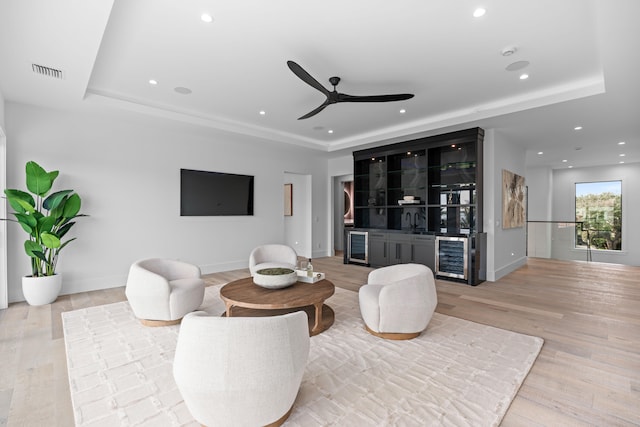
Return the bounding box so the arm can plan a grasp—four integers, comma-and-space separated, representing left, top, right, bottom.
359, 263, 437, 340
249, 244, 298, 276
173, 311, 310, 427
125, 258, 205, 326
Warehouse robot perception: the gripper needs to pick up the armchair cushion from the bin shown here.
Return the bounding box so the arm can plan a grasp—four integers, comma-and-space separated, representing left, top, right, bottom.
173, 311, 310, 426
249, 244, 298, 276
125, 258, 205, 324
359, 263, 437, 339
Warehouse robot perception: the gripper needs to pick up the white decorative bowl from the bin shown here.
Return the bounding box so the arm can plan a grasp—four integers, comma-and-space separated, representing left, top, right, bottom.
403, 195, 415, 201
253, 268, 297, 289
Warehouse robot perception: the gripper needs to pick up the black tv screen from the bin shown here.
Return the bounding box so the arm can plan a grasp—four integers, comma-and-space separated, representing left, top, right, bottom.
180, 169, 254, 216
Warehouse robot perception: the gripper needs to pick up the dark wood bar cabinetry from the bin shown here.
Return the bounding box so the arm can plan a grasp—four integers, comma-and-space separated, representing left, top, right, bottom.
346, 128, 486, 285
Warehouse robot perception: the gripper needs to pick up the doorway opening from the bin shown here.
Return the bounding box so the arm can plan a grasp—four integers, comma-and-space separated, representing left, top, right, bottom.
332, 174, 353, 256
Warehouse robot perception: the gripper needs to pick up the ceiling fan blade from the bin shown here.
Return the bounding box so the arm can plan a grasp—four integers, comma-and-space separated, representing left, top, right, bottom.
298, 102, 329, 120
338, 93, 414, 103
287, 61, 330, 96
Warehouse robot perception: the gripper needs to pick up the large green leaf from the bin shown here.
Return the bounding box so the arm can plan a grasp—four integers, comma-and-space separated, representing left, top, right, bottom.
63, 193, 81, 218
4, 189, 35, 214
31, 210, 44, 221
25, 161, 57, 197
24, 240, 47, 261
13, 213, 36, 234
38, 215, 57, 234
56, 221, 75, 239
32, 250, 48, 264
49, 195, 67, 220
41, 232, 61, 249
43, 189, 73, 211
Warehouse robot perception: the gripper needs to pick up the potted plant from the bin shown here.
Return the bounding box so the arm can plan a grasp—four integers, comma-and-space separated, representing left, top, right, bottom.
2, 161, 86, 305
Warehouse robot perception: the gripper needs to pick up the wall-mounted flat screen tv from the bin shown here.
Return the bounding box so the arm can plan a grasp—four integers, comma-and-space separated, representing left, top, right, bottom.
180, 169, 254, 216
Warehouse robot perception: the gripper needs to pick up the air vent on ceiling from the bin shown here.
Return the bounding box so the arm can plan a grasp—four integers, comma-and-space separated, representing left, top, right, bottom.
31, 63, 64, 79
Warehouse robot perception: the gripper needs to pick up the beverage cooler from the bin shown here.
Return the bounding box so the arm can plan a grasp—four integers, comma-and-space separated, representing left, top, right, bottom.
435, 233, 486, 285
435, 236, 468, 280
347, 231, 368, 265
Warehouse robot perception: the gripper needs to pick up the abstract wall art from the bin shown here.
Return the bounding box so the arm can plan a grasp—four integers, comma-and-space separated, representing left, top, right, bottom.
502, 169, 526, 229
284, 183, 293, 216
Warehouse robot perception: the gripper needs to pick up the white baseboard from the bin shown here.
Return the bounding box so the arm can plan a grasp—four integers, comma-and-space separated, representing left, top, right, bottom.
199, 260, 248, 275
60, 274, 128, 297
312, 249, 331, 260
488, 256, 527, 282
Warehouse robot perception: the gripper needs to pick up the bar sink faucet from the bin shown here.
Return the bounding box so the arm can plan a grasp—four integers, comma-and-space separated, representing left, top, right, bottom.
405, 212, 418, 230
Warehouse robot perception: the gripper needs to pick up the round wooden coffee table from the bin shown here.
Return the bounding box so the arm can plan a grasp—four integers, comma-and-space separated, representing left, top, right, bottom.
219, 277, 335, 336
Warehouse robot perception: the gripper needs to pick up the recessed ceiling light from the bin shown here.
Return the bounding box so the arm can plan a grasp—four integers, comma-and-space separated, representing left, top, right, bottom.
148, 79, 158, 85
201, 13, 213, 23
519, 73, 529, 80
568, 166, 574, 168
399, 109, 406, 114
259, 110, 266, 115
619, 161, 625, 164
328, 129, 334, 134
574, 126, 583, 130
537, 151, 543, 155
473, 8, 486, 18
562, 159, 568, 163
618, 141, 626, 145
501, 46, 517, 57
174, 87, 192, 95
619, 153, 626, 157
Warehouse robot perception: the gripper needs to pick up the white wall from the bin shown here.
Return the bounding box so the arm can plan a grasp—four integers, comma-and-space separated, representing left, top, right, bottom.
328, 154, 353, 177
483, 129, 528, 281
5, 102, 331, 302
551, 163, 640, 265
525, 166, 553, 258
0, 89, 5, 128
526, 167, 553, 221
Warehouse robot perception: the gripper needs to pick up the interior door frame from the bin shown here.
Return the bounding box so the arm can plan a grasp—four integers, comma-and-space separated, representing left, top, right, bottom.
331, 173, 353, 255
1, 127, 8, 309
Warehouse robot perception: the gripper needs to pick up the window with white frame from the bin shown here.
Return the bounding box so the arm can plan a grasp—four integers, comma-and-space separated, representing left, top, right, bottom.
575, 181, 622, 250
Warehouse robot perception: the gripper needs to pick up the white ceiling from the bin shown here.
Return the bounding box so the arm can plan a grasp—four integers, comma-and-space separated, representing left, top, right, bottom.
1, 0, 638, 168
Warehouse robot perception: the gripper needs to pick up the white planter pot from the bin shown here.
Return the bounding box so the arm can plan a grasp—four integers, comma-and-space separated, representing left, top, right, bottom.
22, 274, 62, 306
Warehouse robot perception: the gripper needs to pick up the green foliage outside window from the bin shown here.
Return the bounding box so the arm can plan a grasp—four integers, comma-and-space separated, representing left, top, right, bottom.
575, 181, 622, 251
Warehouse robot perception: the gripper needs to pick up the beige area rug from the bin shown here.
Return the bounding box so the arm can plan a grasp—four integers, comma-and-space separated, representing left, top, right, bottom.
62, 285, 543, 427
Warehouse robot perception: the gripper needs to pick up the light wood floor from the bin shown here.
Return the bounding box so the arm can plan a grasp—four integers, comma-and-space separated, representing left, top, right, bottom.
1, 257, 638, 426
